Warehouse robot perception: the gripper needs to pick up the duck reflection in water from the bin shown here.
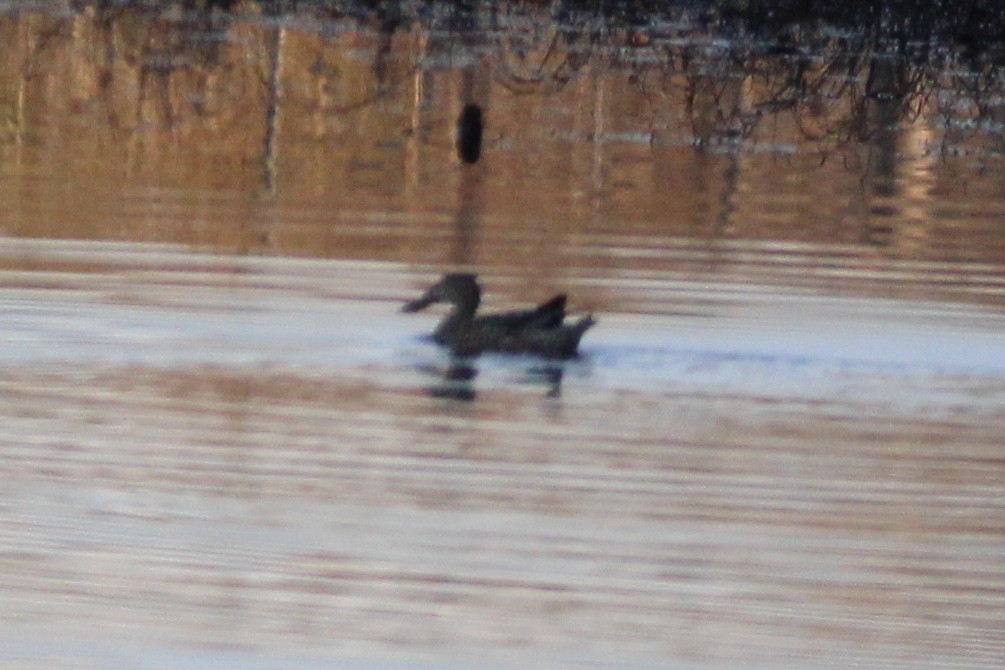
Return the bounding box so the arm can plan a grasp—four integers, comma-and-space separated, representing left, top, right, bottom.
403, 273, 595, 399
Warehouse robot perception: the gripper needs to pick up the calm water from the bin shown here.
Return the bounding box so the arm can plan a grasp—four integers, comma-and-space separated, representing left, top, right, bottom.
1, 3, 1004, 669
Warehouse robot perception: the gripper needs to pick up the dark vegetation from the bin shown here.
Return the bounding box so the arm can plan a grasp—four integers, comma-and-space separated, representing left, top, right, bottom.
34, 1, 1003, 157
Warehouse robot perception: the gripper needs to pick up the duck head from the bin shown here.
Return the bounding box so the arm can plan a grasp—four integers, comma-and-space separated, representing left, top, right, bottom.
402, 273, 482, 316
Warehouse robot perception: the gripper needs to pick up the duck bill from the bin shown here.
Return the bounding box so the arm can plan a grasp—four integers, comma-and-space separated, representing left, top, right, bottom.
401, 292, 437, 313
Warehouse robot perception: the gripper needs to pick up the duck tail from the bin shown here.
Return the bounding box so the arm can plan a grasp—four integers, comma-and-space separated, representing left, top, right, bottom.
575, 314, 597, 333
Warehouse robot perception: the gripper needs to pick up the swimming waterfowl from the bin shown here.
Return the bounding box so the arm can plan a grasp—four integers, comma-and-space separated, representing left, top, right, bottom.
402, 273, 595, 359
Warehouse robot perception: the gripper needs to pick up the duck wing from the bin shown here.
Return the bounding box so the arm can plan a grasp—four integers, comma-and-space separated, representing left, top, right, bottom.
474, 294, 567, 332
528, 294, 567, 329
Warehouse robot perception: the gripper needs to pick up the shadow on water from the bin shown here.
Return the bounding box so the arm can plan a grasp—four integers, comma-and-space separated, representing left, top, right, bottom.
425, 357, 479, 401
416, 354, 568, 401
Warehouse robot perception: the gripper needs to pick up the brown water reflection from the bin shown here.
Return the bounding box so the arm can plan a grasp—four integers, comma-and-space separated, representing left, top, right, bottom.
1, 3, 1004, 669
1, 3, 1003, 289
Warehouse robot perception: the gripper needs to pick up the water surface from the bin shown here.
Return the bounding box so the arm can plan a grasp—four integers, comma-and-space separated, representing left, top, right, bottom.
1, 3, 1003, 669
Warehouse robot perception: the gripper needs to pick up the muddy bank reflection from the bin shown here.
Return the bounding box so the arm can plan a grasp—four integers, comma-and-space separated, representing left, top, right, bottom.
1, 2, 1003, 285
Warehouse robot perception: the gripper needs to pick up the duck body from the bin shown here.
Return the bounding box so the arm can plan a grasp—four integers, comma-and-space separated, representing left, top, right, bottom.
402, 273, 595, 359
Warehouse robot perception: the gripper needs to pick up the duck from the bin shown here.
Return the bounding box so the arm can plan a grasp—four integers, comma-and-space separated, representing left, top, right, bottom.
402, 273, 595, 359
